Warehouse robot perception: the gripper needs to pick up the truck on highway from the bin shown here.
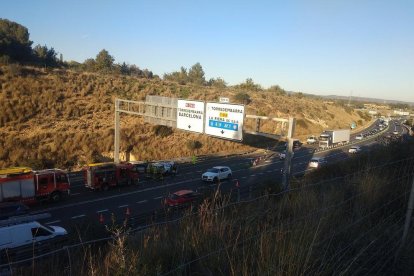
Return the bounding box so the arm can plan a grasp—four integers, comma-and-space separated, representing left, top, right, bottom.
319, 129, 351, 149
0, 167, 70, 204
83, 162, 139, 190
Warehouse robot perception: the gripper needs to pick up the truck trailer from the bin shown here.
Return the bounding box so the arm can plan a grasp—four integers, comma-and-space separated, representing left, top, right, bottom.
319, 129, 351, 148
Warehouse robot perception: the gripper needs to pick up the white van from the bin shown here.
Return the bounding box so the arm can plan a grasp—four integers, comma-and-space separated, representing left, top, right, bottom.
0, 220, 67, 250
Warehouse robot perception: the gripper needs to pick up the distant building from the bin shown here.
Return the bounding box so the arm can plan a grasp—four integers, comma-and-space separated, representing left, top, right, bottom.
364, 103, 390, 110
394, 110, 410, 116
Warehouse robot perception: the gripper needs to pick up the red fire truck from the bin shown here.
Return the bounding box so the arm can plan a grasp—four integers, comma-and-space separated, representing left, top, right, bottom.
0, 167, 71, 204
83, 163, 139, 190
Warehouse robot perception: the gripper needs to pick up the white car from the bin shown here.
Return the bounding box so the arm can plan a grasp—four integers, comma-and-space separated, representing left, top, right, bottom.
308, 157, 327, 169
153, 161, 177, 174
355, 134, 363, 140
393, 130, 399, 135
306, 136, 318, 144
348, 146, 361, 154
202, 166, 232, 182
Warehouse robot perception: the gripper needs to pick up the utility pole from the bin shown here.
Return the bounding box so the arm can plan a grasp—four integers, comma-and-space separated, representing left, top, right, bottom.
114, 99, 120, 163
282, 117, 296, 190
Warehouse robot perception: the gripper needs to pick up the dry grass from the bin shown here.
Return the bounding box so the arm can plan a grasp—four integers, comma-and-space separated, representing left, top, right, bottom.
0, 65, 370, 169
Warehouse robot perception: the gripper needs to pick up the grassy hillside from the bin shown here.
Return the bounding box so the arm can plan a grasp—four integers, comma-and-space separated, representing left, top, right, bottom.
0, 65, 369, 169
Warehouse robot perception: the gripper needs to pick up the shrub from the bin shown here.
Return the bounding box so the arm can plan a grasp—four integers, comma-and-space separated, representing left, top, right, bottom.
296, 118, 309, 129
234, 92, 251, 105
153, 125, 173, 137
186, 140, 202, 151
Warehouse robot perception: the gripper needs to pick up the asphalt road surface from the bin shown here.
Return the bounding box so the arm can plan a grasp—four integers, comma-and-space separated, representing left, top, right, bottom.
27, 120, 403, 230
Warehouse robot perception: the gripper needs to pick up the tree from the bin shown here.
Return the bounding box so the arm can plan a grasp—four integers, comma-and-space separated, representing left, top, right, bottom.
164, 66, 188, 84
207, 77, 227, 88
267, 85, 286, 95
95, 49, 114, 72
120, 62, 129, 75
236, 78, 262, 91
83, 58, 96, 72
33, 44, 57, 66
188, 62, 205, 85
0, 19, 33, 63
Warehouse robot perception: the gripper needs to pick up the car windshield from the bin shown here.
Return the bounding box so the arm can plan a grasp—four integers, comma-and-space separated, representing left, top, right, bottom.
310, 159, 320, 163
207, 168, 219, 173
40, 223, 55, 232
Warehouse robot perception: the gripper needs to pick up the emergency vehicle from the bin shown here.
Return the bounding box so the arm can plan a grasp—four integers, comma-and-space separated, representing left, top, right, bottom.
0, 167, 71, 204
83, 162, 139, 190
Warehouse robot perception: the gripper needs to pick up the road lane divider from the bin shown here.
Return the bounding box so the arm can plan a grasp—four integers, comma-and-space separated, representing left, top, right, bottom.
71, 214, 86, 219
45, 220, 61, 225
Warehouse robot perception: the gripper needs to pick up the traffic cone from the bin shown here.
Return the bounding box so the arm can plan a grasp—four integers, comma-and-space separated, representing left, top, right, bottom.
99, 213, 104, 224
125, 207, 131, 216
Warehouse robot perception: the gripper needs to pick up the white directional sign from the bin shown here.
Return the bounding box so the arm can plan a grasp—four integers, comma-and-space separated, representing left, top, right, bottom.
219, 97, 230, 103
205, 103, 245, 141
176, 100, 205, 133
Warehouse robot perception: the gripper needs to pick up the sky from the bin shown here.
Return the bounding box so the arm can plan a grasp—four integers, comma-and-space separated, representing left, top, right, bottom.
1, 0, 413, 102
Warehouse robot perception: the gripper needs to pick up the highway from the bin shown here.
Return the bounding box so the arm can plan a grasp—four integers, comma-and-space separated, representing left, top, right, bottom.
28, 119, 406, 231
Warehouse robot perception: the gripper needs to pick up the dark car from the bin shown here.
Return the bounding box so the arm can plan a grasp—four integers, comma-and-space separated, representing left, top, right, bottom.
164, 190, 201, 209
0, 202, 30, 220
293, 140, 303, 149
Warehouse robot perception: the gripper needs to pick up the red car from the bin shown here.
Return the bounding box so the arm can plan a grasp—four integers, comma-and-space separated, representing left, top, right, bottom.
164, 190, 201, 208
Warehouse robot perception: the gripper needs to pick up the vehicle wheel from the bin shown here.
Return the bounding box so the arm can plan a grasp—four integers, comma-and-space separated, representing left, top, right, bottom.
50, 191, 61, 202
227, 174, 232, 180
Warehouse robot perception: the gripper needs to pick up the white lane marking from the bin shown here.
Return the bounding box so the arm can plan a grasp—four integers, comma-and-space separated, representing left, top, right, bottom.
118, 205, 129, 208
71, 192, 81, 196
45, 220, 61, 225
137, 200, 148, 204
71, 214, 86, 219
251, 175, 256, 177
154, 196, 163, 200
97, 209, 108, 213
